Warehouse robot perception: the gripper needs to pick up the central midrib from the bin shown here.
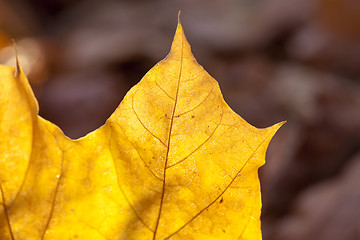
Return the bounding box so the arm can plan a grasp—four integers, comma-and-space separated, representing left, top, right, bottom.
152, 34, 184, 240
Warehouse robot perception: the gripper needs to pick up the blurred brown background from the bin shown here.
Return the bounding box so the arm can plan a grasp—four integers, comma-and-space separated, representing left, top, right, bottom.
1, 0, 360, 239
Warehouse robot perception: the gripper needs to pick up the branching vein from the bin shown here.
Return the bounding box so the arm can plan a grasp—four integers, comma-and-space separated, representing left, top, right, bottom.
0, 182, 15, 240
174, 87, 214, 117
164, 132, 273, 239
152, 31, 184, 240
41, 149, 64, 240
116, 126, 164, 182
155, 81, 175, 101
167, 106, 223, 169
132, 93, 167, 147
109, 130, 154, 233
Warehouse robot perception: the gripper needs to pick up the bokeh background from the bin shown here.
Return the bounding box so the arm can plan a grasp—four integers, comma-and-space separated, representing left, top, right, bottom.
1, 0, 360, 239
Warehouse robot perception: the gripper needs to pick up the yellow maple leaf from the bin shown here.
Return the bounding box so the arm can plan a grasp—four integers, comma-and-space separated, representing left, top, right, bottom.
0, 16, 284, 240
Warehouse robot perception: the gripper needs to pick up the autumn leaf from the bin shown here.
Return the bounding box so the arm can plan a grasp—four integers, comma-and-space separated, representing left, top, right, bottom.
0, 15, 283, 240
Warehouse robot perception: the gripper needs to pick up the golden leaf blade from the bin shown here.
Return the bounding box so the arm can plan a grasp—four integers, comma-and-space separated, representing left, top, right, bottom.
0, 16, 283, 240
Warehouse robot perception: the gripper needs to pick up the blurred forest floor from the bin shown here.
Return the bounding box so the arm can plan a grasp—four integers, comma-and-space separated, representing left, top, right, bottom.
1, 0, 360, 239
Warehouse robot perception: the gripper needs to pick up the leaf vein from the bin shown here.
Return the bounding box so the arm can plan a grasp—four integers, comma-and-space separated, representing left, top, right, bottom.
166, 105, 223, 169
237, 208, 252, 240
41, 148, 64, 240
131, 92, 167, 147
108, 129, 154, 233
164, 131, 274, 239
111, 126, 164, 181
0, 182, 15, 240
153, 27, 184, 240
155, 81, 175, 101
174, 87, 214, 117
119, 185, 154, 232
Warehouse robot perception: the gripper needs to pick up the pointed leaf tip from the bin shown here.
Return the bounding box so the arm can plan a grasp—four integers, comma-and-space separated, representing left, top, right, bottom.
277, 120, 287, 129
168, 14, 194, 62
11, 39, 20, 78
270, 120, 286, 136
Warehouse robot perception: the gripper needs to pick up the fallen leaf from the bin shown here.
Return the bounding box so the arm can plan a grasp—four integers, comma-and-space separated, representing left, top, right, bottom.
0, 15, 283, 240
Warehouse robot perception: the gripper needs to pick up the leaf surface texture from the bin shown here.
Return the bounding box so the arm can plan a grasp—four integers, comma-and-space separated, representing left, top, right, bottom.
0, 19, 283, 240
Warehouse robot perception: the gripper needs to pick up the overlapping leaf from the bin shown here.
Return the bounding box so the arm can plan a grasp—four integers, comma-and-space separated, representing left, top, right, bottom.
0, 17, 283, 240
